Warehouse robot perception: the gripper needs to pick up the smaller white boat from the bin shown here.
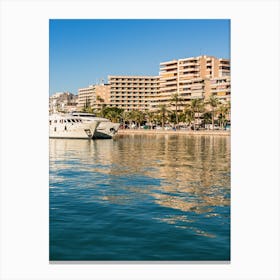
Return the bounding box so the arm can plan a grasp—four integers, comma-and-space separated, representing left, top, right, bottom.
71, 112, 120, 139
49, 114, 99, 139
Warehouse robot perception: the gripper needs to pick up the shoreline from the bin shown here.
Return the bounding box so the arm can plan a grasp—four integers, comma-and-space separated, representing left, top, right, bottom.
116, 129, 230, 136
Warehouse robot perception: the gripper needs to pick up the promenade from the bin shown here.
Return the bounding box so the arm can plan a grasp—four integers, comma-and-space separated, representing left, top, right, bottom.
117, 129, 230, 136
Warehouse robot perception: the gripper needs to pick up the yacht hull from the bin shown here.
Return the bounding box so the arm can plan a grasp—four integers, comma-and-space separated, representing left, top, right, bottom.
70, 112, 120, 139
94, 122, 120, 139
49, 121, 98, 139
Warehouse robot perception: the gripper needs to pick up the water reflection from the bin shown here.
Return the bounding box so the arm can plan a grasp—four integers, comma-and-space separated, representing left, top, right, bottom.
50, 134, 230, 237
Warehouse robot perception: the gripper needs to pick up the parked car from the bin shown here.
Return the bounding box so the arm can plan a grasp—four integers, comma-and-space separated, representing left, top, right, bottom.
206, 124, 220, 130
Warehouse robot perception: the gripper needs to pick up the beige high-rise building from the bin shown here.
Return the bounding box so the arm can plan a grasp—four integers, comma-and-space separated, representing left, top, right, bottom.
94, 84, 111, 110
76, 55, 230, 114
152, 55, 230, 110
108, 75, 160, 111
77, 84, 110, 111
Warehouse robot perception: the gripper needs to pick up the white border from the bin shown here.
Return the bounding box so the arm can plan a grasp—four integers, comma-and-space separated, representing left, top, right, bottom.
0, 0, 279, 279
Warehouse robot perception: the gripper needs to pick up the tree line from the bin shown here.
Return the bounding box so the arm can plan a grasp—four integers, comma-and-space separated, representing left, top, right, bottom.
82, 94, 231, 130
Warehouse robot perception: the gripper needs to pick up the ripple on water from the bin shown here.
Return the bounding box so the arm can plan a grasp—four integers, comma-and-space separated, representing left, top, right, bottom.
49, 135, 230, 261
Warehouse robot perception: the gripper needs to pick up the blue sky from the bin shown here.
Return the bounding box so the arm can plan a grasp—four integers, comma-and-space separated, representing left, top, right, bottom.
49, 19, 230, 95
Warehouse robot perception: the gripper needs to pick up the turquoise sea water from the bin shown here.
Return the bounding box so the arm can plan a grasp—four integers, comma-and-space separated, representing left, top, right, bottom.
49, 134, 230, 261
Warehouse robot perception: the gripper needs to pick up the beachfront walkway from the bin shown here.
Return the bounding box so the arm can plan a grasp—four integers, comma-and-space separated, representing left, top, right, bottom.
117, 129, 230, 136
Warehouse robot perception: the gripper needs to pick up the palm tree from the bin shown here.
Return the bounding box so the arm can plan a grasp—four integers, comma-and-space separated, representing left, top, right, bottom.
127, 111, 136, 128
96, 95, 105, 108
129, 110, 145, 128
103, 107, 123, 123
97, 105, 107, 118
206, 95, 221, 130
157, 104, 170, 128
82, 96, 92, 113
226, 100, 231, 123
120, 111, 131, 128
202, 111, 212, 129
185, 98, 204, 130
128, 110, 139, 128
105, 110, 119, 123
217, 103, 229, 129
184, 109, 195, 127
96, 95, 106, 117
170, 93, 184, 126
145, 111, 156, 129
96, 95, 105, 104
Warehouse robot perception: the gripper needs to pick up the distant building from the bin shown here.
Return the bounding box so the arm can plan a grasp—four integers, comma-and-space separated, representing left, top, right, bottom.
77, 85, 95, 110
49, 92, 78, 113
77, 83, 111, 111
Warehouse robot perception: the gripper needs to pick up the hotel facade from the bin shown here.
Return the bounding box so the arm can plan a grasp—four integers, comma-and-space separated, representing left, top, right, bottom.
151, 55, 230, 110
76, 55, 230, 112
108, 75, 160, 111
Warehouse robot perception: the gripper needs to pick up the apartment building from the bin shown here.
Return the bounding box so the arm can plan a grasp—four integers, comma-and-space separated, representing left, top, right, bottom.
152, 55, 230, 110
75, 55, 230, 113
77, 85, 95, 110
210, 76, 231, 102
94, 84, 111, 110
218, 58, 230, 77
108, 75, 160, 111
77, 84, 110, 111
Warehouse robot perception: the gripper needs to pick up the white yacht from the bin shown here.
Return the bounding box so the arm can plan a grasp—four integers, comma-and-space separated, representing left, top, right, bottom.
71, 112, 120, 139
49, 114, 99, 139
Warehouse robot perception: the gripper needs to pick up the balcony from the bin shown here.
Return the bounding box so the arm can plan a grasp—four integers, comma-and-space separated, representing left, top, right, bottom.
211, 88, 230, 94
160, 60, 177, 67
160, 69, 178, 75
160, 85, 177, 90
190, 92, 204, 98
181, 60, 199, 66
161, 80, 177, 86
